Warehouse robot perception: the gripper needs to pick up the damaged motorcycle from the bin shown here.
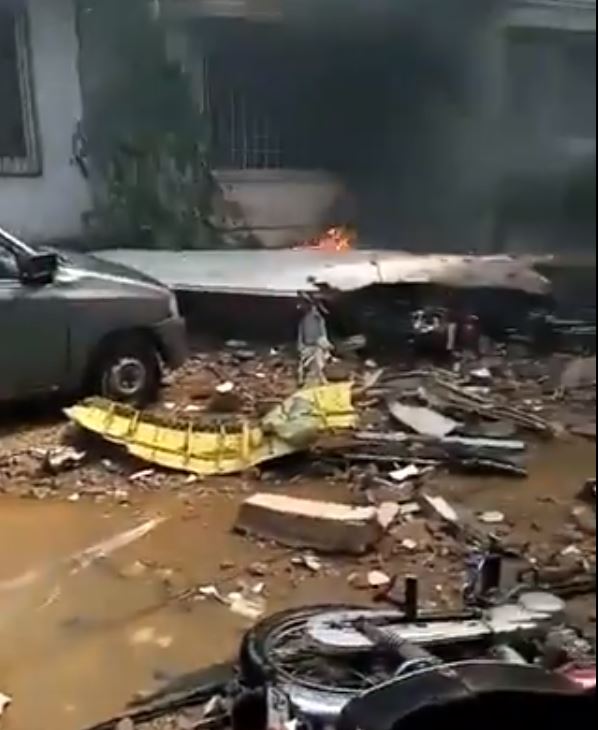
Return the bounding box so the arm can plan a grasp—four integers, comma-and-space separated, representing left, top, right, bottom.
87, 574, 595, 730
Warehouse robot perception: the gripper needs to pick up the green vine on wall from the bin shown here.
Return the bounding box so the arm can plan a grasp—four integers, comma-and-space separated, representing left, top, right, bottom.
78, 0, 218, 249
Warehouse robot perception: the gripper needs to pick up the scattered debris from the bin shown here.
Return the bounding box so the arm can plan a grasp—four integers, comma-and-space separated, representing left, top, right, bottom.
389, 464, 421, 483
346, 429, 529, 477
226, 591, 266, 622
0, 249, 595, 730
129, 627, 173, 649
571, 506, 596, 536
561, 545, 583, 558
0, 692, 12, 717
571, 422, 597, 441
295, 554, 323, 573
42, 446, 86, 475
387, 400, 460, 438
198, 585, 226, 602
376, 502, 401, 531
561, 356, 596, 390
236, 493, 382, 554
397, 502, 422, 518
478, 511, 506, 525
401, 538, 419, 552
421, 494, 460, 527
247, 562, 269, 578
470, 367, 492, 383
129, 468, 156, 483
197, 582, 268, 621
426, 373, 554, 436
367, 570, 391, 589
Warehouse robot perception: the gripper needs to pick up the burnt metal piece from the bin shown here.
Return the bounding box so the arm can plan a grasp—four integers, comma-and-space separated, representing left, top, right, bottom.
405, 576, 419, 622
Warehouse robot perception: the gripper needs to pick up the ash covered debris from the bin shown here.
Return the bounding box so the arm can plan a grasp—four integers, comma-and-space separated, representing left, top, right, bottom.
3, 331, 595, 730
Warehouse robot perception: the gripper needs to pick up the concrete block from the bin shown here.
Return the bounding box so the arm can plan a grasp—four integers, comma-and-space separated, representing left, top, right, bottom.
236, 493, 382, 554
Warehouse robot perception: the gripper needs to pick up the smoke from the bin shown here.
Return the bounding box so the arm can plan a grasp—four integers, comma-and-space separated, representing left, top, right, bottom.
277, 0, 509, 251
277, 0, 596, 254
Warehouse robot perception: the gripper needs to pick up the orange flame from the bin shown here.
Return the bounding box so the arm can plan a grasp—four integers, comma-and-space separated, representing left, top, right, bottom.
298, 226, 355, 253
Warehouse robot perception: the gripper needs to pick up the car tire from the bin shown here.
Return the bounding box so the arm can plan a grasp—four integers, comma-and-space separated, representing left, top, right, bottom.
95, 335, 161, 406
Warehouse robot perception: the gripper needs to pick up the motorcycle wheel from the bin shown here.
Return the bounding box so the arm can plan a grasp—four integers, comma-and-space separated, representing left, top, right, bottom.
240, 604, 372, 687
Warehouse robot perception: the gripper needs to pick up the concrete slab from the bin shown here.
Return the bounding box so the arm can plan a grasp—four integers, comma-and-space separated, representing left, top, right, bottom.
235, 493, 382, 554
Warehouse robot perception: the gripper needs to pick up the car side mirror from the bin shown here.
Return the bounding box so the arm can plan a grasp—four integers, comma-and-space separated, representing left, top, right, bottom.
18, 252, 58, 286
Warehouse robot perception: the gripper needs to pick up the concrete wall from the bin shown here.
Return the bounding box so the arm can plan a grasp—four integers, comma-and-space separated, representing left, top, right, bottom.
509, 0, 596, 32
0, 0, 90, 243
214, 170, 345, 248
166, 1, 595, 254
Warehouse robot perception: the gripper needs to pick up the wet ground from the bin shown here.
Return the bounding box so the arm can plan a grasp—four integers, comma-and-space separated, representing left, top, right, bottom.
0, 483, 376, 730
0, 350, 595, 730
0, 427, 594, 730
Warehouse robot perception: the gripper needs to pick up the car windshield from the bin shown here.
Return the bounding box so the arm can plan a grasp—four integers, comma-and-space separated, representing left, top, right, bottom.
0, 225, 70, 267
0, 225, 38, 258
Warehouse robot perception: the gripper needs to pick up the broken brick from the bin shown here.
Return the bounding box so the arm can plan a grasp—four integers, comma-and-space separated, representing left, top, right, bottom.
235, 493, 382, 555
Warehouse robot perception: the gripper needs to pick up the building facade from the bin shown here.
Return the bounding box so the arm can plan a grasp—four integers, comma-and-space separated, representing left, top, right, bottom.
0, 0, 595, 251
158, 0, 596, 253
0, 0, 91, 243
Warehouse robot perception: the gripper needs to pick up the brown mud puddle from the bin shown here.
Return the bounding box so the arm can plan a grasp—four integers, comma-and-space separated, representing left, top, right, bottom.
0, 438, 595, 730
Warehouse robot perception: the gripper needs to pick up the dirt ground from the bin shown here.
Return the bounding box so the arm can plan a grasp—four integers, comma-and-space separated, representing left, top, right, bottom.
0, 350, 595, 730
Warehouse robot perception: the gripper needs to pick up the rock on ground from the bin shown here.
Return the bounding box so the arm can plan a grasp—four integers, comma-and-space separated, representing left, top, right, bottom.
236, 493, 382, 554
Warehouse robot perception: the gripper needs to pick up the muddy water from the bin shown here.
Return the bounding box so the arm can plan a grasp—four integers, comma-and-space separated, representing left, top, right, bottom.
0, 495, 251, 730
0, 439, 595, 730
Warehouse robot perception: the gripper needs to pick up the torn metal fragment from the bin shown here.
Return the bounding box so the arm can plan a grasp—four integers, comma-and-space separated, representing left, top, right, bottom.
65, 383, 357, 476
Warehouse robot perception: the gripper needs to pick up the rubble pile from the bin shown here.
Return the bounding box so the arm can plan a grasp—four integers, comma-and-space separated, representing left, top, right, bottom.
0, 338, 595, 730
157, 343, 299, 417
52, 343, 596, 627
326, 355, 595, 479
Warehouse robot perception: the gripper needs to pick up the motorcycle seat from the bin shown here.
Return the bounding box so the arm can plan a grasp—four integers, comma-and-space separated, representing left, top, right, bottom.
338, 661, 594, 730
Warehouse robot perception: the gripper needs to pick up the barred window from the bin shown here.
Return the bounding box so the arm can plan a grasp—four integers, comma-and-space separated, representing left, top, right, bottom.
0, 5, 40, 176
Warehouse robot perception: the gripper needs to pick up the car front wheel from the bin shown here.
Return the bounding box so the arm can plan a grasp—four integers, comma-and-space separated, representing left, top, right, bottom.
95, 336, 161, 406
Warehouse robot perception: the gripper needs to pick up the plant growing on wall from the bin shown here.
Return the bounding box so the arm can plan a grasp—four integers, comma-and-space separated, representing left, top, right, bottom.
77, 0, 218, 249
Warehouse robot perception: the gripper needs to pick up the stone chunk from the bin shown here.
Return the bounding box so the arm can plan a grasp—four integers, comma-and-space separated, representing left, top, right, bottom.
236, 493, 382, 554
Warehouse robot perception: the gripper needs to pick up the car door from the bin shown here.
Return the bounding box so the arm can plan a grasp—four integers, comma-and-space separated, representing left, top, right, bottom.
0, 242, 69, 401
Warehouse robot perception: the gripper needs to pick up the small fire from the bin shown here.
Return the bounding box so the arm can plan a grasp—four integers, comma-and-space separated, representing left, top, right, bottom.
298, 226, 355, 253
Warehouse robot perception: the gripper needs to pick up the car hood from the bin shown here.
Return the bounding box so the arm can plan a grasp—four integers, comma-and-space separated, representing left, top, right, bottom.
55, 248, 169, 295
